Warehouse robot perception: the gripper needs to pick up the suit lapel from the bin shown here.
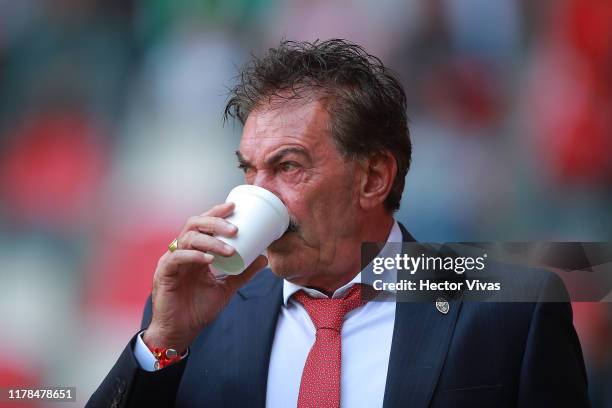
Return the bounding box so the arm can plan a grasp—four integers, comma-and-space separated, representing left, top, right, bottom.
397, 222, 417, 243
382, 299, 462, 408
229, 271, 283, 407
383, 224, 463, 408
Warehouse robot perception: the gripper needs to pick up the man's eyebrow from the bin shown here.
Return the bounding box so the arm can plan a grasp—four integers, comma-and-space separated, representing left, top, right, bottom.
235, 151, 252, 168
265, 147, 310, 167
236, 147, 311, 169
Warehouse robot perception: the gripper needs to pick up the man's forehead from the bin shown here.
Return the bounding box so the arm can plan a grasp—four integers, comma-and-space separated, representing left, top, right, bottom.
239, 99, 331, 153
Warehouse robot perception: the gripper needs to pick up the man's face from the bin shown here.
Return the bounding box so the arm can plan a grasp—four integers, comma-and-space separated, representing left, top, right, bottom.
237, 99, 363, 285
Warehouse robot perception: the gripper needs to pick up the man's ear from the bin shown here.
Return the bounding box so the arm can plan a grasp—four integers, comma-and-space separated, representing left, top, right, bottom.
358, 151, 397, 210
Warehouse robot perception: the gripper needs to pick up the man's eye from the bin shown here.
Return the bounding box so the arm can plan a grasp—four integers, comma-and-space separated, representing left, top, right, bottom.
279, 162, 299, 172
238, 164, 249, 173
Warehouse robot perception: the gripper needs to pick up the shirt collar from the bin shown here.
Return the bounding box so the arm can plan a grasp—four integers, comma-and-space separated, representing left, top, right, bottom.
282, 220, 403, 305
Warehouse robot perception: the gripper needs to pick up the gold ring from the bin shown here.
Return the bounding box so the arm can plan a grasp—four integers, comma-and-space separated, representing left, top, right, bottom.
168, 238, 179, 252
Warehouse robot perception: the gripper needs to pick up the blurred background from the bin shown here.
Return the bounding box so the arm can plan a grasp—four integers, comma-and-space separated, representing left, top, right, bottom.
0, 0, 610, 406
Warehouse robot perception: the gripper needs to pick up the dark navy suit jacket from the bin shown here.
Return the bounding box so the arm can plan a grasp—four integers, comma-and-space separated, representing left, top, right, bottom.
87, 225, 589, 407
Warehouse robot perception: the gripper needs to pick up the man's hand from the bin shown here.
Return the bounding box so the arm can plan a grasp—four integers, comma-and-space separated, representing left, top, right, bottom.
143, 202, 268, 353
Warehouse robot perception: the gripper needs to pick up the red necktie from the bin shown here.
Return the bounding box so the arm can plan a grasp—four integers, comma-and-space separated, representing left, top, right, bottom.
293, 284, 369, 408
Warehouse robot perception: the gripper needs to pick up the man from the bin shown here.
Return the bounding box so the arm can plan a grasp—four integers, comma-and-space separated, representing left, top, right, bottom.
87, 39, 589, 407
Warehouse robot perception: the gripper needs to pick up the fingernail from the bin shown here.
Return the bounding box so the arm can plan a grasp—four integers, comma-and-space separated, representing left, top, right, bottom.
204, 253, 214, 261
224, 244, 234, 253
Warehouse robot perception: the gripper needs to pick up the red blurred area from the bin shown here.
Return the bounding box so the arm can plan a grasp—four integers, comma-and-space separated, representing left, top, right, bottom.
421, 58, 502, 130
0, 367, 40, 408
534, 0, 612, 185
0, 111, 107, 227
82, 226, 176, 313
562, 0, 612, 70
572, 302, 612, 367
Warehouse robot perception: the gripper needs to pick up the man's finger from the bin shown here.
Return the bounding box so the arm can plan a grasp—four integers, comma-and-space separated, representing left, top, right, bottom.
201, 202, 235, 217
165, 249, 215, 269
180, 215, 238, 238
181, 231, 236, 257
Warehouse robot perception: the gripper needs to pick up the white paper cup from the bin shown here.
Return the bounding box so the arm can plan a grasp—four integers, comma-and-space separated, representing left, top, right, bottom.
212, 185, 290, 275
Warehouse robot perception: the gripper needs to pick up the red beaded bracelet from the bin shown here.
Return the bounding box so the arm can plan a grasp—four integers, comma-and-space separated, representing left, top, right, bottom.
147, 345, 182, 370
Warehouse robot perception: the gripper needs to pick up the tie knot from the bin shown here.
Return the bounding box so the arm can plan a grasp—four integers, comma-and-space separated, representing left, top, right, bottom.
292, 284, 370, 331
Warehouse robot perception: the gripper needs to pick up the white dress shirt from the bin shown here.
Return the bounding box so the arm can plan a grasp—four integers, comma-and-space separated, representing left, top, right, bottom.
265, 221, 401, 408
135, 221, 403, 408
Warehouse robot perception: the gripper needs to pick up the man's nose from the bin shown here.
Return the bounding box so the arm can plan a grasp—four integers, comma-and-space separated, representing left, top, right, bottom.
250, 173, 282, 199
